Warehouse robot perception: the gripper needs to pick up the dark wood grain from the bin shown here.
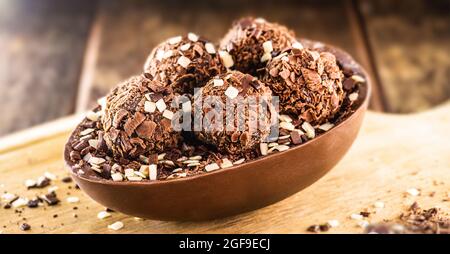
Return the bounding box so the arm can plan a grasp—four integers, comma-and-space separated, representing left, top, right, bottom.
0, 0, 97, 136
80, 0, 369, 110
359, 0, 450, 113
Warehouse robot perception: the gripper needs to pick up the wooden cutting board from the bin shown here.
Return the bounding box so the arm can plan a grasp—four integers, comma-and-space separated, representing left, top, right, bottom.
0, 103, 449, 234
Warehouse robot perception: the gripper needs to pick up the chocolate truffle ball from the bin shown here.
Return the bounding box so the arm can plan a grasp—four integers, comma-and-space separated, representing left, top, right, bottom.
219, 17, 296, 75
102, 74, 182, 158
144, 33, 226, 94
262, 46, 345, 125
194, 71, 274, 155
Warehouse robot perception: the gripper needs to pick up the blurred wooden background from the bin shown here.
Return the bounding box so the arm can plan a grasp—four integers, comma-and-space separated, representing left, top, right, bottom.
0, 0, 449, 136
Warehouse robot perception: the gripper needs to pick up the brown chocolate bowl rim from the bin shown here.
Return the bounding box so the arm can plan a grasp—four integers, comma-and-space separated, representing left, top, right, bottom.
64, 40, 372, 187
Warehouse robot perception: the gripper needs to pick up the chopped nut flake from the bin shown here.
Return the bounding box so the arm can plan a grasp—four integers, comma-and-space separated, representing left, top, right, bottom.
183, 160, 200, 164
12, 198, 28, 208
263, 40, 273, 53
302, 122, 315, 139
179, 43, 191, 51
162, 110, 174, 120
83, 153, 92, 162
220, 158, 233, 168
111, 173, 123, 182
177, 56, 191, 68
155, 98, 167, 112
205, 163, 220, 172
187, 32, 198, 42
144, 101, 156, 113
319, 122, 334, 131
406, 188, 420, 196
2, 193, 16, 202
67, 197, 79, 203
172, 168, 183, 173
79, 128, 95, 136
374, 201, 385, 208
88, 139, 98, 148
134, 171, 147, 178
348, 92, 358, 101
163, 50, 173, 59
291, 41, 304, 49
168, 36, 182, 45
268, 142, 279, 147
44, 172, 57, 180
88, 157, 106, 165
260, 143, 268, 155
234, 158, 245, 165
157, 153, 166, 160
350, 213, 363, 220
24, 179, 36, 188
278, 114, 293, 123
86, 111, 100, 121
225, 86, 239, 99
205, 43, 216, 54
213, 78, 224, 87
187, 162, 200, 167
108, 221, 124, 231
139, 165, 149, 176
127, 176, 143, 181
149, 164, 157, 180
124, 168, 135, 177
260, 52, 272, 62
161, 160, 175, 167
280, 121, 295, 131
97, 211, 111, 219
219, 50, 234, 68
189, 155, 202, 160
155, 49, 164, 61
351, 74, 365, 83
327, 220, 340, 228
273, 145, 289, 152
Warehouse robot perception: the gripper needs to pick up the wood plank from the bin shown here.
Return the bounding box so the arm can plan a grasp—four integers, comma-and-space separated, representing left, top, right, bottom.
1, 103, 449, 233
0, 0, 97, 136
78, 0, 368, 111
358, 0, 450, 113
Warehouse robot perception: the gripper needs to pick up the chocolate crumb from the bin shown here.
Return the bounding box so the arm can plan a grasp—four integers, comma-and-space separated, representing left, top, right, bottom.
61, 176, 73, 183
19, 223, 31, 231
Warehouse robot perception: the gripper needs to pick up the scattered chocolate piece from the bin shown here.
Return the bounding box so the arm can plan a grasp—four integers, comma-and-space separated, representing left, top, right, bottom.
61, 176, 73, 183
41, 193, 60, 206
366, 202, 450, 234
307, 223, 330, 233
19, 223, 31, 231
27, 199, 40, 208
360, 211, 371, 218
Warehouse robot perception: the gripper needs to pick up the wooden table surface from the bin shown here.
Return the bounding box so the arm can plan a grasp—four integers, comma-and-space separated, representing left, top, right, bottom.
0, 103, 449, 234
1, 0, 449, 136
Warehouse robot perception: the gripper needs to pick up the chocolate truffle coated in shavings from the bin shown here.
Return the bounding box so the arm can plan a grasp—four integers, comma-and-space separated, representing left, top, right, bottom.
262, 47, 345, 125
102, 75, 183, 159
144, 34, 226, 94
220, 17, 296, 75
194, 71, 274, 155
